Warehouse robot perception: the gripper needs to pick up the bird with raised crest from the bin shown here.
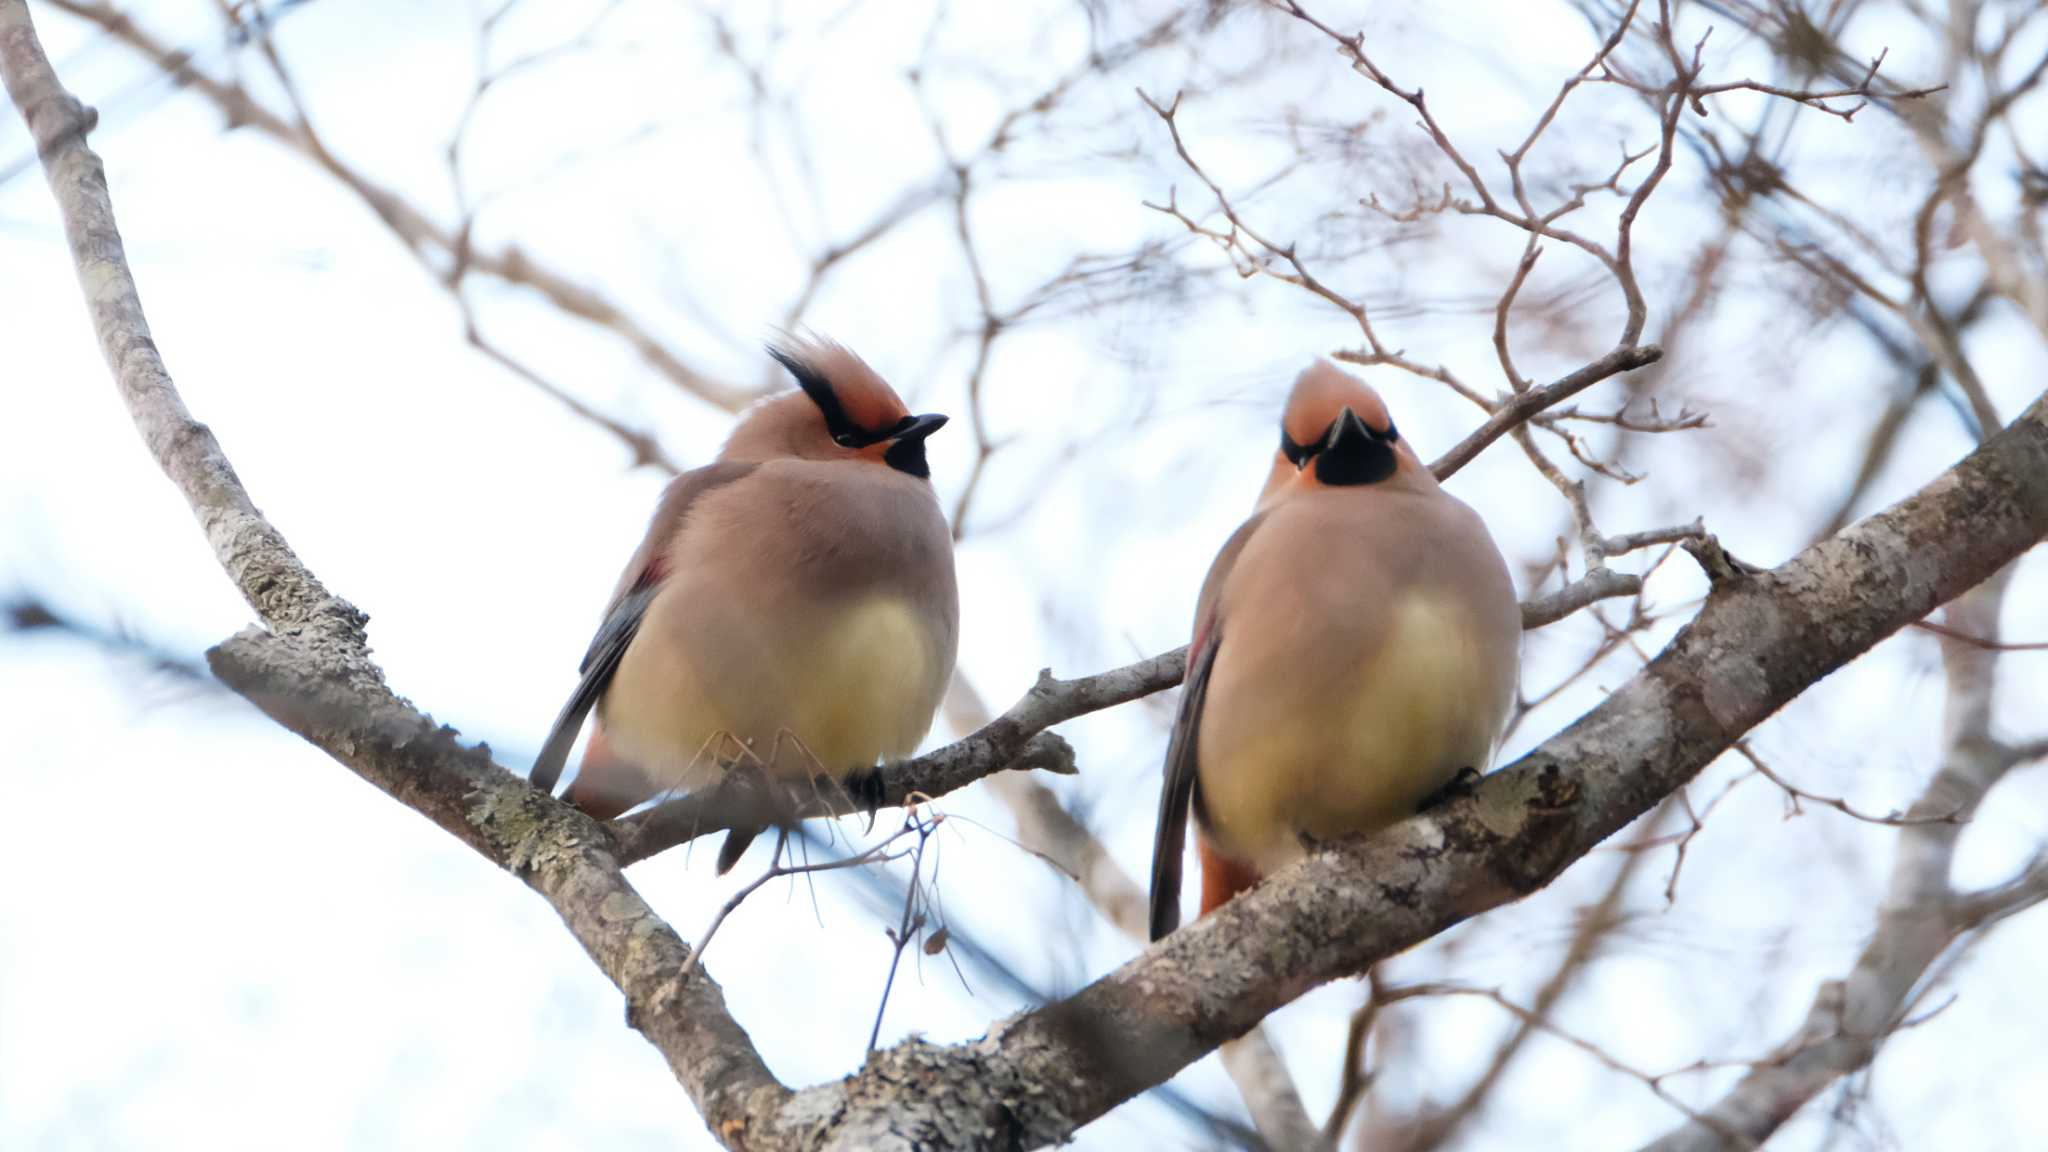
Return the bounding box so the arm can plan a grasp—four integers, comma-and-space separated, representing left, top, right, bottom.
1149, 360, 1521, 939
532, 338, 959, 873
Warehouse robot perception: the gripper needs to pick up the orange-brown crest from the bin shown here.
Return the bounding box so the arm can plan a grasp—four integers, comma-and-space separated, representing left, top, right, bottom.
725, 338, 946, 478
771, 337, 911, 437
1256, 360, 1425, 507
1280, 359, 1395, 450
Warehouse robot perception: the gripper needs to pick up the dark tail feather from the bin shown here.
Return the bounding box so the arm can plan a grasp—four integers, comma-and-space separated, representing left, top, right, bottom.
561, 725, 657, 820
1149, 629, 1221, 941
716, 827, 760, 874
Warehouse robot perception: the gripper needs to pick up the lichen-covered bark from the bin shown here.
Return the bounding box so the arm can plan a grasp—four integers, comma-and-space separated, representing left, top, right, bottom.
207, 629, 792, 1135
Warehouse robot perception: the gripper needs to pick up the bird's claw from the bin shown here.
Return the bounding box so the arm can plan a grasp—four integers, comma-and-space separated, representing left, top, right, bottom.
1419, 766, 1483, 812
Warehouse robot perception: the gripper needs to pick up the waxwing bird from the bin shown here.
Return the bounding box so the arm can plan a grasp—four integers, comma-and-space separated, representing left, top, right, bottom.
532, 339, 960, 872
1148, 361, 1521, 940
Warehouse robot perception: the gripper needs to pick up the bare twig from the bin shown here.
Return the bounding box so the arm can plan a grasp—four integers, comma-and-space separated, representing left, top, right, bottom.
683, 821, 922, 984
868, 809, 945, 1054
45, 0, 764, 414
613, 658, 1172, 864
1731, 741, 1965, 829
1324, 971, 1384, 1143
1642, 572, 2043, 1151
1911, 618, 2048, 652
1375, 981, 1748, 1141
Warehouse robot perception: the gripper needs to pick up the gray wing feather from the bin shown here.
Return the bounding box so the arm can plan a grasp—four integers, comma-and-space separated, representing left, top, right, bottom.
1148, 627, 1220, 942
530, 581, 660, 794
529, 461, 757, 796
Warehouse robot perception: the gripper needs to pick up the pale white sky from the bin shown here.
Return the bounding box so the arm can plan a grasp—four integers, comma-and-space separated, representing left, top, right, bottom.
3, 1, 2046, 1149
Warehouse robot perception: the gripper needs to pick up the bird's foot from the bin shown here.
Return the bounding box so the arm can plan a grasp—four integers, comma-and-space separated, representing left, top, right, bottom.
839, 767, 887, 831
1419, 766, 1483, 812
710, 757, 784, 823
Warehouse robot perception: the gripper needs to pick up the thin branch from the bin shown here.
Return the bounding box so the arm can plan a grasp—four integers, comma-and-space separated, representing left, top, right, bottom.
1374, 982, 1747, 1142
1324, 972, 1384, 1142
1641, 570, 2039, 1151
621, 541, 1685, 865
1431, 339, 1665, 479
683, 822, 921, 984
1521, 566, 1642, 629
613, 657, 1174, 864
45, 0, 763, 414
868, 810, 944, 1054
1732, 741, 1965, 829
1911, 618, 2048, 652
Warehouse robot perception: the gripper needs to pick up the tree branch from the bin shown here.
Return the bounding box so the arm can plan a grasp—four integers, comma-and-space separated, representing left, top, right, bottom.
43, 0, 762, 415
1430, 343, 1667, 479
0, 2, 787, 1136
1638, 569, 2040, 1151
703, 377, 2047, 1148
614, 553, 1658, 864
609, 657, 1192, 865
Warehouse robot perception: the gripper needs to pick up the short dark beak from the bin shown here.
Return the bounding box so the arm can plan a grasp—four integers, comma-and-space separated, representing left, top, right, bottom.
1313, 405, 1398, 486
891, 412, 949, 442
1324, 406, 1373, 452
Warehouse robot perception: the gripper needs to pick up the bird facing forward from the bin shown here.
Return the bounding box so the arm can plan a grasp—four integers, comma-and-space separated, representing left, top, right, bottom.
1148, 360, 1521, 940
532, 339, 959, 872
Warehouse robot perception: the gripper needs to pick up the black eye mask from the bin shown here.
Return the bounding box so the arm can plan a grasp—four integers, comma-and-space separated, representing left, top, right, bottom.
769, 346, 949, 478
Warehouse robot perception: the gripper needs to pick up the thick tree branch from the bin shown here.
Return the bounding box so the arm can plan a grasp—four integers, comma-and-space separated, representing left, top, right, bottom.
1639, 571, 2042, 1151
716, 384, 2048, 1148
0, 4, 363, 652
0, 3, 787, 1137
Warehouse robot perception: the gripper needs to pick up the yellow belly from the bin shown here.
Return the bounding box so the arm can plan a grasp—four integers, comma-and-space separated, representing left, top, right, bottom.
1197, 596, 1500, 872
778, 597, 941, 771
603, 595, 941, 789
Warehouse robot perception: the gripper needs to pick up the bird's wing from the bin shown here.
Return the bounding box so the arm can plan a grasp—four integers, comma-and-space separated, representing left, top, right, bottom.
1148, 618, 1221, 942
530, 461, 757, 795
1148, 512, 1266, 941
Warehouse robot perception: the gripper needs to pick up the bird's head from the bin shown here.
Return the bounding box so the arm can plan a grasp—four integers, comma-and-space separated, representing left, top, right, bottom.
722, 338, 948, 478
1258, 360, 1425, 506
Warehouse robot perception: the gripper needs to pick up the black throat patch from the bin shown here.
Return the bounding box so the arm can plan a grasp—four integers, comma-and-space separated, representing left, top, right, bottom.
1313, 413, 1398, 486
883, 435, 931, 478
